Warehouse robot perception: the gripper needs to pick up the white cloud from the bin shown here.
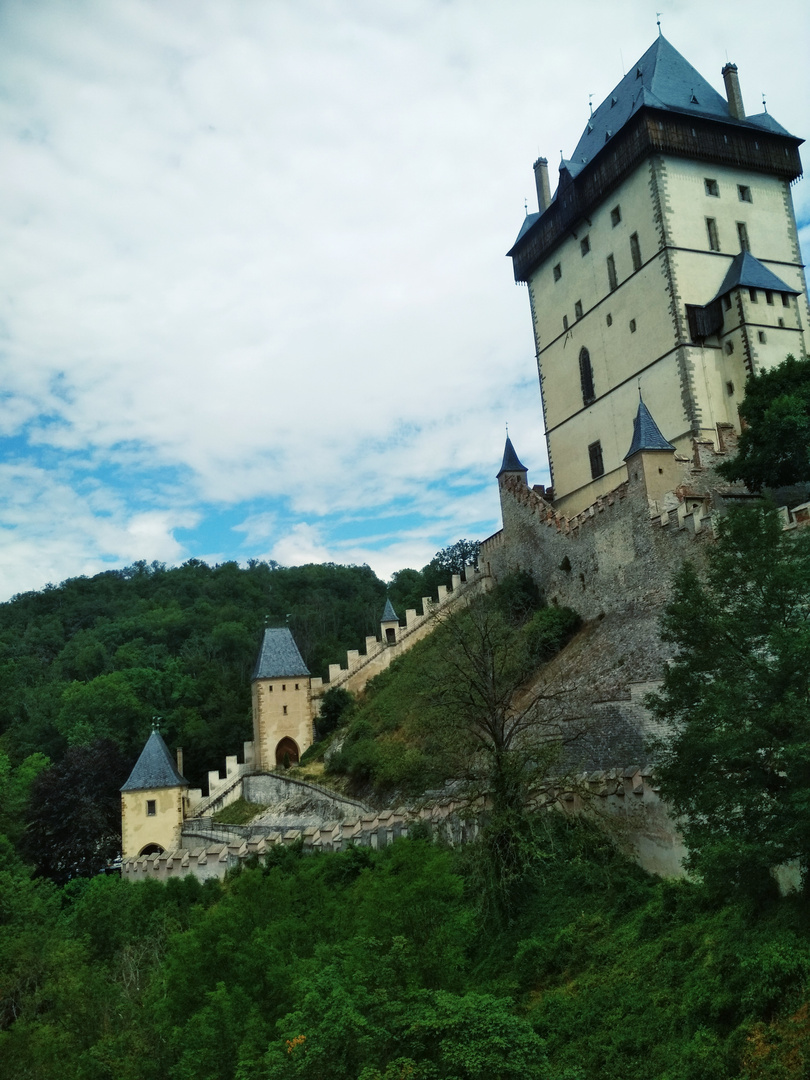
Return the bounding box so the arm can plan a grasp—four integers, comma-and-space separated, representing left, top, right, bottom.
0, 0, 807, 599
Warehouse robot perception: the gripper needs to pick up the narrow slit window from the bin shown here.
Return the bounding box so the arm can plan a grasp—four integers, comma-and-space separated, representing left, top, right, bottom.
579, 347, 595, 405
283, 705, 288, 715
629, 319, 637, 333
580, 235, 590, 256
629, 232, 642, 272
563, 314, 569, 331
588, 440, 604, 479
146, 800, 156, 817
737, 221, 749, 252
722, 294, 732, 311
553, 263, 562, 282
749, 288, 758, 303
706, 218, 720, 252
574, 299, 583, 319
606, 253, 618, 291
765, 290, 774, 305
758, 331, 767, 343
782, 293, 791, 308
610, 205, 621, 227
724, 340, 734, 354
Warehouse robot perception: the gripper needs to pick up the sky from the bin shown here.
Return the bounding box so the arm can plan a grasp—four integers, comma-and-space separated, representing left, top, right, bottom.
1, 0, 808, 601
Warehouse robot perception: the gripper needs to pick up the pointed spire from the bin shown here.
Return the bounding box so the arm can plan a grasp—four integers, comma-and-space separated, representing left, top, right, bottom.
497, 435, 528, 478
624, 397, 675, 459
121, 729, 188, 793
381, 598, 399, 624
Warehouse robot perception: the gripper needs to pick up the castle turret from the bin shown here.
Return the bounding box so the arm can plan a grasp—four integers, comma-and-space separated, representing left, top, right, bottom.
251, 628, 312, 771
120, 728, 188, 859
380, 597, 400, 645
624, 396, 679, 507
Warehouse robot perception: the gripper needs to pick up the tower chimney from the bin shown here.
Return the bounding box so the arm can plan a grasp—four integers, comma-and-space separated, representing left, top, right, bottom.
176, 746, 184, 776
533, 156, 551, 213
721, 63, 745, 120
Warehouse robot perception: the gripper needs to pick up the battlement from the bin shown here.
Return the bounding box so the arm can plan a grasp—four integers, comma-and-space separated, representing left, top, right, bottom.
310, 563, 489, 698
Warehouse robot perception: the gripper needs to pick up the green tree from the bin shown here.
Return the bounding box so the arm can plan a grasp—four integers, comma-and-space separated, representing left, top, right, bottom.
648, 505, 810, 894
718, 354, 810, 490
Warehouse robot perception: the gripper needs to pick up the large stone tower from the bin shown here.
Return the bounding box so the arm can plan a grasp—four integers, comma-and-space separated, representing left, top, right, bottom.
509, 35, 808, 516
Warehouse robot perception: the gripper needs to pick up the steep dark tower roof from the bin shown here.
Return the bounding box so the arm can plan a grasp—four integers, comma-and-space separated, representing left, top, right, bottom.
497, 435, 528, 478
252, 627, 310, 680
121, 729, 188, 793
711, 251, 800, 302
381, 598, 399, 623
624, 398, 676, 459
509, 37, 803, 282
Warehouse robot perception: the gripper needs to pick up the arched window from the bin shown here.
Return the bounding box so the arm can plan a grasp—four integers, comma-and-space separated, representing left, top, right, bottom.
138, 843, 164, 857
579, 348, 595, 405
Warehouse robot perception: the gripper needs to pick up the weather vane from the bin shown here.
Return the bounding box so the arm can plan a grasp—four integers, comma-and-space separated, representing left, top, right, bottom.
762, 92, 768, 113
656, 12, 662, 34
588, 93, 594, 118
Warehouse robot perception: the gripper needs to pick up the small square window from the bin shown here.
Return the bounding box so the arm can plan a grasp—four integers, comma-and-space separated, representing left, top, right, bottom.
295, 683, 299, 690
580, 235, 590, 256
737, 222, 749, 252
724, 340, 734, 354
606, 253, 618, 291
606, 313, 613, 327
629, 319, 637, 333
704, 178, 719, 196
726, 380, 735, 395
574, 299, 583, 319
610, 205, 621, 226
706, 218, 720, 251
738, 185, 752, 202
146, 800, 156, 817
562, 314, 569, 331
553, 263, 562, 282
722, 294, 732, 311
749, 288, 758, 303
588, 440, 604, 479
758, 330, 767, 344
765, 290, 774, 305
782, 293, 791, 308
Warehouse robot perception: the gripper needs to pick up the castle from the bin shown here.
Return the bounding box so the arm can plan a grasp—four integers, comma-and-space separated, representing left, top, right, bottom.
120, 36, 809, 883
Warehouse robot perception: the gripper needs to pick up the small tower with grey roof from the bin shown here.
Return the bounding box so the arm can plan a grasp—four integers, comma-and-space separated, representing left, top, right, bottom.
624, 395, 680, 507
120, 727, 188, 859
251, 627, 312, 771
380, 598, 400, 645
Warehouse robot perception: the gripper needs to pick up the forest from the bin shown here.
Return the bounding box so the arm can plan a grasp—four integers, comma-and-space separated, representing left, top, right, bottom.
3, 343, 810, 1078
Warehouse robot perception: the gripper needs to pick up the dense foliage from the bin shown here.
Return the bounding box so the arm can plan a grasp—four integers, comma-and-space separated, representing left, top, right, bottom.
0, 822, 809, 1078
0, 559, 390, 786
323, 576, 581, 808
718, 354, 810, 491
649, 504, 810, 896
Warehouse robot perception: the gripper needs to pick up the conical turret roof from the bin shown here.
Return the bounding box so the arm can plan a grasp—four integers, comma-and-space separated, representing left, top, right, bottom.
252, 628, 310, 680
624, 397, 675, 459
497, 436, 528, 478
381, 598, 399, 623
121, 729, 187, 793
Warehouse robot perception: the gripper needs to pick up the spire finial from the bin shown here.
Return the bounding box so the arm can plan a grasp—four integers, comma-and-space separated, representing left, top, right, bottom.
762, 91, 767, 113
505, 421, 509, 436
588, 93, 594, 118
152, 715, 162, 732
637, 378, 642, 401
656, 12, 662, 34
524, 197, 528, 216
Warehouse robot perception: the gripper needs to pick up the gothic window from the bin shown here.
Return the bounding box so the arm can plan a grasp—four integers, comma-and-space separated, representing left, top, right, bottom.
606, 254, 618, 291
588, 440, 604, 479
579, 347, 595, 405
706, 218, 720, 251
630, 232, 642, 272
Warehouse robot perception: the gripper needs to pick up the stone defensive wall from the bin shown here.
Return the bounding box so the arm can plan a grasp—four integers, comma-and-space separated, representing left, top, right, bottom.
120, 765, 677, 883
310, 563, 489, 699
481, 436, 810, 622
